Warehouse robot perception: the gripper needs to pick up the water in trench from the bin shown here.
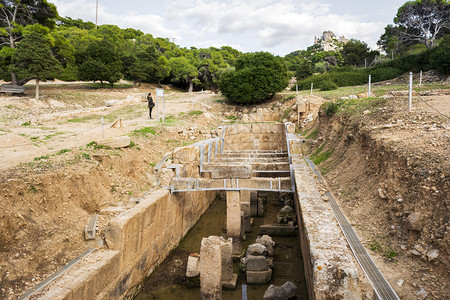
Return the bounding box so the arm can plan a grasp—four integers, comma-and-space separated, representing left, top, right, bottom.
136, 192, 308, 299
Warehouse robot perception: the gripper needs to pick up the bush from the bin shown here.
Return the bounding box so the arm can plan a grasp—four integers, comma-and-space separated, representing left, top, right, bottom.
218, 52, 289, 104
320, 80, 338, 91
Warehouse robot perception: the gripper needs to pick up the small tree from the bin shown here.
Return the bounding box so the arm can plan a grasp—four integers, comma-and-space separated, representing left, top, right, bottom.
394, 0, 450, 48
10, 24, 61, 100
77, 40, 122, 87
168, 56, 198, 92
218, 52, 289, 104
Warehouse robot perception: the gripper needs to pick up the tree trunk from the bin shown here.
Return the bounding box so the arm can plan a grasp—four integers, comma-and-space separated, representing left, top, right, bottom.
188, 80, 193, 93
133, 80, 137, 88
35, 77, 40, 101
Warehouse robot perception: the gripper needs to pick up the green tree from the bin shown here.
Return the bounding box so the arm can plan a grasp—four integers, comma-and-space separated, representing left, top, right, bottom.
10, 24, 61, 100
341, 39, 371, 66
0, 0, 59, 84
168, 56, 198, 92
218, 52, 289, 104
394, 0, 450, 48
77, 40, 122, 87
294, 59, 313, 79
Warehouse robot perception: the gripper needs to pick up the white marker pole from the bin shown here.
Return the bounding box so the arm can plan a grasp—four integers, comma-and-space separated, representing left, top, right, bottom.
368, 75, 371, 98
408, 72, 413, 112
101, 115, 104, 138
419, 70, 422, 87
310, 83, 313, 96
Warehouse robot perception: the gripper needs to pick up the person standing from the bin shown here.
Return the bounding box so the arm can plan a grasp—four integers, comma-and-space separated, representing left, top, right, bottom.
147, 92, 155, 119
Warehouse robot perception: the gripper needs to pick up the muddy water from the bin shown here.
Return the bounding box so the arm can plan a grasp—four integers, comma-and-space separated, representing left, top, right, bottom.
136, 192, 308, 299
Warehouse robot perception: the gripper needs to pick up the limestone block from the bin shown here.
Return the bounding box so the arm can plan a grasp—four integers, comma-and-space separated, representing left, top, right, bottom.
286, 123, 295, 134
173, 146, 196, 164
211, 165, 252, 179
208, 236, 234, 282
246, 255, 269, 271
226, 191, 242, 255
186, 254, 200, 277
200, 238, 222, 299
277, 205, 296, 224
259, 224, 296, 237
247, 243, 267, 256
97, 136, 131, 149
247, 269, 272, 284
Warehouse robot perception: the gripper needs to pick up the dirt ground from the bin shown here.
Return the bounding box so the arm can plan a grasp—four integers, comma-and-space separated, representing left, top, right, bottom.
0, 79, 448, 299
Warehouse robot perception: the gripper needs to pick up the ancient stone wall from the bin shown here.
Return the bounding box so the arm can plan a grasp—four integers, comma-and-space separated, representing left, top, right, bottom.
220, 123, 287, 151
31, 178, 216, 299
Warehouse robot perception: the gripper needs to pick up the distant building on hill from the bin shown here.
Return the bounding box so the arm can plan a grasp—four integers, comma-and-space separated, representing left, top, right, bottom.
314, 30, 349, 51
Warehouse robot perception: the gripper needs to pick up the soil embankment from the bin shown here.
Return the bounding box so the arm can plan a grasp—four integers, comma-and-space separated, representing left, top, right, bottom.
304, 91, 449, 299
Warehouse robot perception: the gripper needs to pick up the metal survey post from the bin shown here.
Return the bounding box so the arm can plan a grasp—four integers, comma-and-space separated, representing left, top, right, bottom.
156, 88, 165, 122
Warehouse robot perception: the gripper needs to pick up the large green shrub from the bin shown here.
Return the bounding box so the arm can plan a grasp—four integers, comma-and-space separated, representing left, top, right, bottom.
218, 52, 289, 104
320, 80, 338, 91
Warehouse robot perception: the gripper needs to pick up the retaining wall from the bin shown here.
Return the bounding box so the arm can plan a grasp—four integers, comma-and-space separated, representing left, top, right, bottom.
31, 189, 216, 299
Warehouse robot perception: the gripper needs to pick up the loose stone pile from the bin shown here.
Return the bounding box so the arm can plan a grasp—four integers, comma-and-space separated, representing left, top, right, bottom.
241, 235, 275, 284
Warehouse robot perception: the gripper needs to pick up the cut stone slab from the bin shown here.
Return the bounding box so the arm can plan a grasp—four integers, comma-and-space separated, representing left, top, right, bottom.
211, 165, 252, 179
99, 206, 126, 215
97, 136, 130, 148
259, 224, 296, 237
222, 273, 238, 290
247, 269, 272, 284
186, 253, 200, 278
246, 255, 269, 271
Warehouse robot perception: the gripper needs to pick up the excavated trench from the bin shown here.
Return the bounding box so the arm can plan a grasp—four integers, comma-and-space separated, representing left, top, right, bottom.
136, 192, 308, 299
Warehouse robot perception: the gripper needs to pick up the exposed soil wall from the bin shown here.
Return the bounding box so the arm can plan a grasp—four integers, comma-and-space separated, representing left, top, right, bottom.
306, 97, 449, 299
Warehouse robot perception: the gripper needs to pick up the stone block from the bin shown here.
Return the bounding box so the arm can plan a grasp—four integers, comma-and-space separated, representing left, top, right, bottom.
97, 136, 130, 149
259, 224, 296, 237
256, 235, 275, 256
246, 255, 269, 271
211, 165, 252, 179
286, 123, 295, 134
222, 273, 238, 290
200, 237, 222, 299
247, 243, 267, 256
226, 191, 242, 255
247, 269, 272, 284
186, 253, 200, 277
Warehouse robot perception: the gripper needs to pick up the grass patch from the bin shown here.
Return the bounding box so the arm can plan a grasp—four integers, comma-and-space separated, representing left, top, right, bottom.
131, 127, 157, 137
159, 115, 180, 125
81, 152, 91, 159
305, 129, 319, 139
21, 121, 31, 126
34, 155, 50, 161
226, 115, 238, 120
67, 115, 99, 123
56, 148, 71, 155
281, 94, 296, 103
369, 235, 399, 261
29, 184, 38, 193
188, 110, 204, 116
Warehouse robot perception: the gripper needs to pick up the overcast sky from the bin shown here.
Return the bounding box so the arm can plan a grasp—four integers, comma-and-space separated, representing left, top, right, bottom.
52, 0, 407, 55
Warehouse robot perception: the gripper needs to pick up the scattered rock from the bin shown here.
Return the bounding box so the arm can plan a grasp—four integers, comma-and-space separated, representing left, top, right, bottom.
426, 249, 439, 261
397, 279, 404, 287
416, 288, 428, 299
377, 188, 387, 199
263, 281, 297, 300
